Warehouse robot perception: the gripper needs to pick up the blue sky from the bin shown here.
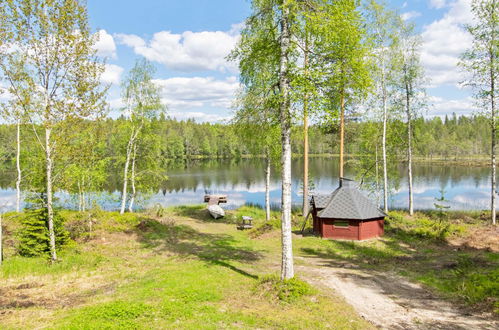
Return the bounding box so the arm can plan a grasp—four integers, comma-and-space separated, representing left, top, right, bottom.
88, 0, 476, 122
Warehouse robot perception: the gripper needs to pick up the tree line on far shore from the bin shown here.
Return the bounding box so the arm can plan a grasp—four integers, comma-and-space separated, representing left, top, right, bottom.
0, 112, 491, 163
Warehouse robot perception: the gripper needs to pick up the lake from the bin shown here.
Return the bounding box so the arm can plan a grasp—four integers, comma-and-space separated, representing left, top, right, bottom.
0, 157, 494, 212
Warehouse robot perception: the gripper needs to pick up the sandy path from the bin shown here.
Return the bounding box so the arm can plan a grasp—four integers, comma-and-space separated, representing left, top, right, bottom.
296, 257, 497, 330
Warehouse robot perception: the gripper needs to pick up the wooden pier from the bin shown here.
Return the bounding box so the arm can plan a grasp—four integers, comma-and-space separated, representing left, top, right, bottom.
204, 194, 228, 205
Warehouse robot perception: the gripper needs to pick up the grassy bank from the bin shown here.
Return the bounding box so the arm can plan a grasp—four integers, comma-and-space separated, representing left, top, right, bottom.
1, 205, 497, 329
294, 209, 499, 315
177, 204, 499, 314
0, 207, 371, 329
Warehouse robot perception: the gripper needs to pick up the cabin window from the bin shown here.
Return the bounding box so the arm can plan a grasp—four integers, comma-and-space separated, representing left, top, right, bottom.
334, 221, 349, 228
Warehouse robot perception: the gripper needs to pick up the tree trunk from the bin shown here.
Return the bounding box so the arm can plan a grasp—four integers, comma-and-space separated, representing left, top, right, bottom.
405, 80, 414, 216
381, 67, 389, 214
302, 35, 309, 217
279, 2, 294, 280
81, 177, 86, 212
77, 180, 82, 212
16, 120, 21, 213
265, 149, 271, 221
45, 127, 57, 261
120, 135, 134, 214
490, 37, 496, 225
339, 90, 345, 180
128, 144, 137, 213
375, 143, 380, 206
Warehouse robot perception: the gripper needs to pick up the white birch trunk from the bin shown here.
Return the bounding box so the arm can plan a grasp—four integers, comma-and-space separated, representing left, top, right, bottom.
45, 127, 57, 261
381, 66, 389, 214
77, 180, 82, 212
128, 144, 137, 213
120, 136, 134, 214
490, 39, 496, 225
302, 36, 309, 218
16, 120, 21, 213
279, 3, 294, 280
405, 81, 414, 216
265, 150, 271, 221
82, 176, 86, 212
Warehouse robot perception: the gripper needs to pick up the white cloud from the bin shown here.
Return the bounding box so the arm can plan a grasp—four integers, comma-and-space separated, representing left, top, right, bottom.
428, 95, 477, 116
429, 0, 449, 9
101, 64, 124, 85
401, 11, 421, 20
153, 76, 239, 112
94, 30, 117, 59
107, 75, 240, 122
421, 0, 474, 87
115, 27, 240, 72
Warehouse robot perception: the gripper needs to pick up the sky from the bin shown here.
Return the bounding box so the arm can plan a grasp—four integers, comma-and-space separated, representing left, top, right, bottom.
88, 0, 477, 123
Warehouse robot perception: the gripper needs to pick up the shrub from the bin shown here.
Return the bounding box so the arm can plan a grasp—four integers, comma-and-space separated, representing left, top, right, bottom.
17, 207, 70, 257
248, 219, 280, 238
258, 274, 314, 303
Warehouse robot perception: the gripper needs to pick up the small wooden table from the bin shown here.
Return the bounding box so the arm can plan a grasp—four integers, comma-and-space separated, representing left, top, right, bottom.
237, 216, 253, 230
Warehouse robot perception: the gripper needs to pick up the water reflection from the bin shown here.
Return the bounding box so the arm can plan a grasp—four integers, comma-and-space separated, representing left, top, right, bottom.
0, 157, 494, 211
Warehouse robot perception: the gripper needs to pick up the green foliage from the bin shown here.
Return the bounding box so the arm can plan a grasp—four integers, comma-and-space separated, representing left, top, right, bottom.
17, 201, 70, 257
65, 301, 153, 329
388, 211, 465, 241
459, 0, 498, 109
258, 274, 314, 303
94, 212, 144, 232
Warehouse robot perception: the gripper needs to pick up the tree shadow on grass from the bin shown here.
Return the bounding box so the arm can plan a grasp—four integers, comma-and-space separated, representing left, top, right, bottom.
134, 218, 262, 279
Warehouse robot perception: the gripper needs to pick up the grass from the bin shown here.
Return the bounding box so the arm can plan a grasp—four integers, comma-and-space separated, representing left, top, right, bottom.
296, 210, 499, 314
0, 207, 372, 329
1, 205, 496, 327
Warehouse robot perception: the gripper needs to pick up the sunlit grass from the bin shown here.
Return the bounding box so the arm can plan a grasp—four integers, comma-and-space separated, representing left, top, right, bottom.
0, 208, 372, 329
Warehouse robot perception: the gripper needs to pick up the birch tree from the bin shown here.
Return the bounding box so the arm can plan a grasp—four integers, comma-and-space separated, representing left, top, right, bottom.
278, 0, 295, 280
460, 0, 498, 225
364, 0, 399, 212
1, 0, 107, 261
394, 20, 426, 216
235, 0, 298, 280
119, 59, 164, 214
231, 91, 280, 221
229, 0, 282, 222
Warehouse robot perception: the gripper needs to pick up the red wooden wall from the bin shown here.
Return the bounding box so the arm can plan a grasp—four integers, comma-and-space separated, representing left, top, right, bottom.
319, 218, 384, 240
358, 218, 384, 240
321, 220, 359, 240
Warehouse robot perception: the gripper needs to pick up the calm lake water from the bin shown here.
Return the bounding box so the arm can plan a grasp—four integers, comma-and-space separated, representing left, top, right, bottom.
0, 157, 494, 212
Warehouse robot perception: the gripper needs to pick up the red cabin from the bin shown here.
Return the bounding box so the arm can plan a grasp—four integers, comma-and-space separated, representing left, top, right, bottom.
311, 179, 386, 241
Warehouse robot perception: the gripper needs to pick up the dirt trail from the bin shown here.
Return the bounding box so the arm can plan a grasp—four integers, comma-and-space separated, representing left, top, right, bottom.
296, 256, 497, 330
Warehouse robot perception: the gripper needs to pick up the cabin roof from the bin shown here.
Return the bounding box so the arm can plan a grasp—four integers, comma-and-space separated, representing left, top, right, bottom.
316, 179, 386, 220
311, 194, 331, 209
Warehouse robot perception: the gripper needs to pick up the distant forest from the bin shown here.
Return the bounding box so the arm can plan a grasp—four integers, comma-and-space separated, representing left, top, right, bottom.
0, 113, 491, 163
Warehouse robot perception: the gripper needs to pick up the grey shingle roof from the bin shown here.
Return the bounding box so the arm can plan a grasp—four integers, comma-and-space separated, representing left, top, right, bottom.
311, 194, 331, 209
316, 180, 386, 220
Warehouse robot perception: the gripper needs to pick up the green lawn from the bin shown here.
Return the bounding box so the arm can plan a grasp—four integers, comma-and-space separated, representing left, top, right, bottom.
0, 207, 372, 329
